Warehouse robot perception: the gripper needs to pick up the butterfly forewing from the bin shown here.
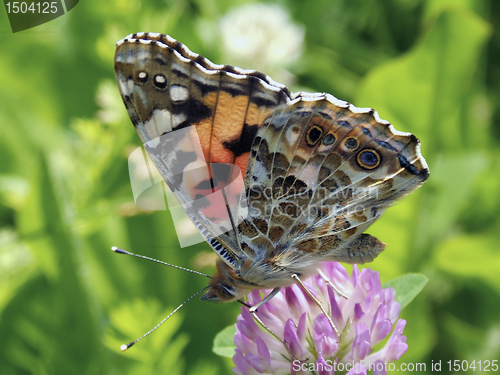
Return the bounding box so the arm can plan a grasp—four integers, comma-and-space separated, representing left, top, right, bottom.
114, 33, 292, 267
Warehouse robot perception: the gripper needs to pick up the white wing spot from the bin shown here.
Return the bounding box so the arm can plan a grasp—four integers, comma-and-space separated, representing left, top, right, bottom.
137, 50, 151, 61
144, 109, 173, 136
286, 125, 300, 146
117, 79, 128, 94
126, 79, 134, 93
155, 75, 166, 84
125, 52, 136, 64
172, 113, 187, 127
170, 84, 189, 103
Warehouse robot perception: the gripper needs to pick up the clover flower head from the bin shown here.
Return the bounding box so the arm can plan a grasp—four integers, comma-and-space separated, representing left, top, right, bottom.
233, 262, 408, 375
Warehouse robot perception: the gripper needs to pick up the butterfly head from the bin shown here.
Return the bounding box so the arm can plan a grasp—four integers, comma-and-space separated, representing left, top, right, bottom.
201, 260, 247, 303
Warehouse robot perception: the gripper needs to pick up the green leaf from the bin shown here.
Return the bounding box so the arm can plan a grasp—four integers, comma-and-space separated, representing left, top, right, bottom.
213, 325, 236, 358
383, 273, 428, 309
0, 155, 100, 375
434, 234, 500, 294
105, 299, 189, 375
356, 9, 491, 153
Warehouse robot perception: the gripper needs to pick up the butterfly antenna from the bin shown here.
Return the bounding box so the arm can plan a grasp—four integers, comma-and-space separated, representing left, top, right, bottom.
111, 247, 211, 278
120, 285, 211, 351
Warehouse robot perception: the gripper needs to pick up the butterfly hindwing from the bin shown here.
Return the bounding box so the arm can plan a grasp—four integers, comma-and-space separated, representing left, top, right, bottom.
242, 94, 429, 267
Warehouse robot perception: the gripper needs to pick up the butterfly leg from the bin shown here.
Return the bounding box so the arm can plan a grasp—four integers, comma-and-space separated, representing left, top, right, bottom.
291, 274, 340, 338
318, 269, 349, 299
249, 287, 297, 360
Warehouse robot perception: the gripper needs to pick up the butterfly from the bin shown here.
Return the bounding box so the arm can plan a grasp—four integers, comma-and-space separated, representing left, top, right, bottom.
114, 32, 429, 347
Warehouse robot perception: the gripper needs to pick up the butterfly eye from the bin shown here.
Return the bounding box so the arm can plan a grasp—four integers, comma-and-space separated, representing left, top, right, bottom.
357, 149, 381, 170
306, 125, 323, 146
135, 71, 149, 84
153, 74, 168, 90
219, 286, 235, 300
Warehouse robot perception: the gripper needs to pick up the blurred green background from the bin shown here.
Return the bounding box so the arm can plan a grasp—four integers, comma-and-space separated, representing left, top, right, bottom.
1, 0, 499, 374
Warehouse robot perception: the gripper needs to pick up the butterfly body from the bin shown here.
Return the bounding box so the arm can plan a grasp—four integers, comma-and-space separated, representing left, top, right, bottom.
115, 33, 429, 304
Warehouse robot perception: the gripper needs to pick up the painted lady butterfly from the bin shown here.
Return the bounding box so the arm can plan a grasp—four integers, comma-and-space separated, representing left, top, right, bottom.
114, 32, 429, 346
